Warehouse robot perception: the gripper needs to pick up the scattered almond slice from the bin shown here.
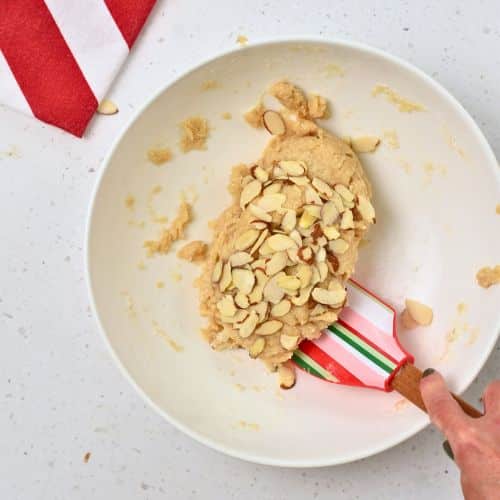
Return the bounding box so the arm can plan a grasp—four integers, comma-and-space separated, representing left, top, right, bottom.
351, 136, 380, 153
402, 299, 434, 328
278, 363, 296, 389
97, 99, 118, 115
263, 110, 286, 135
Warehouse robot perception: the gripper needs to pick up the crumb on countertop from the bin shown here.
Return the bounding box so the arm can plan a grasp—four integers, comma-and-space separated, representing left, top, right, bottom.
179, 116, 209, 153
372, 84, 425, 113
236, 35, 248, 46
221, 112, 232, 120
144, 201, 192, 256
83, 452, 91, 463
324, 63, 345, 77
156, 281, 165, 289
177, 240, 208, 263
147, 147, 173, 165
496, 204, 500, 215
152, 320, 184, 352
351, 136, 380, 154
457, 302, 468, 314
307, 94, 330, 119
237, 420, 260, 431
383, 129, 400, 149
476, 265, 500, 288
170, 270, 183, 282
244, 102, 265, 128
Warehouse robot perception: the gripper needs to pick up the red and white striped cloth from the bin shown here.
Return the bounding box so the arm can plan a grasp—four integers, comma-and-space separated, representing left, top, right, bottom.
0, 0, 157, 137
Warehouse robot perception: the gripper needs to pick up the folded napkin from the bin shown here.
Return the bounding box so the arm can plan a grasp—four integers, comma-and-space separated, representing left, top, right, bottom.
0, 0, 157, 137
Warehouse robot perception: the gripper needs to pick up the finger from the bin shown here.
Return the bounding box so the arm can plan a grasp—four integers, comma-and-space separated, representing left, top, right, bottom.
483, 380, 500, 416
420, 370, 467, 435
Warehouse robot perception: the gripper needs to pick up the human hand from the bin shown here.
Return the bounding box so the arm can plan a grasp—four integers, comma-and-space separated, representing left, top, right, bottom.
420, 370, 500, 500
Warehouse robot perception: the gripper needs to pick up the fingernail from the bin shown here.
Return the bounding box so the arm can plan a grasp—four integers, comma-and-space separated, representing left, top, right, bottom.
442, 440, 455, 461
421, 368, 436, 378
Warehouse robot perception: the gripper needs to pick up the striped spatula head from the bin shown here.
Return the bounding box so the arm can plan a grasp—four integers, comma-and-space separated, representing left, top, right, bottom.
293, 280, 414, 391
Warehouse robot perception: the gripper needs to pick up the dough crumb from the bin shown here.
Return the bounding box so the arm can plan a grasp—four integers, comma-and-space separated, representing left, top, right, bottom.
237, 420, 260, 431
401, 299, 433, 329
156, 281, 165, 289
147, 147, 173, 165
153, 320, 184, 352
200, 79, 219, 91
457, 302, 468, 314
351, 136, 380, 153
383, 129, 400, 149
244, 102, 265, 128
137, 261, 146, 270
221, 112, 232, 120
144, 201, 192, 256
236, 35, 248, 46
372, 84, 425, 113
324, 63, 345, 77
496, 203, 500, 215
170, 270, 183, 282
179, 116, 209, 152
307, 94, 329, 119
124, 194, 135, 210
476, 266, 500, 288
177, 240, 208, 263
269, 80, 309, 118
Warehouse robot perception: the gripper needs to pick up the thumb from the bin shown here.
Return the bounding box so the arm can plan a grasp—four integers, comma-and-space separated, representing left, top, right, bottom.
420, 369, 467, 436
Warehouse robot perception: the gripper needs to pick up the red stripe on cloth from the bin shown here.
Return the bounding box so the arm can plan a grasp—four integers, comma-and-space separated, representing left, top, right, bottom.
299, 340, 364, 387
104, 0, 157, 48
0, 0, 97, 137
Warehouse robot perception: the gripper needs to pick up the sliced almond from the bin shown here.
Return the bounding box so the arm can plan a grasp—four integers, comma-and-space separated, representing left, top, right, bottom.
404, 299, 433, 326
230, 252, 253, 267
250, 228, 269, 255
253, 301, 269, 322
252, 166, 269, 183
263, 182, 282, 196
235, 229, 260, 251
271, 299, 292, 317
240, 179, 262, 208
401, 308, 418, 329
280, 334, 299, 351
340, 210, 354, 230
249, 337, 266, 358
351, 136, 380, 153
297, 246, 314, 264
241, 175, 254, 186
305, 186, 323, 205
281, 210, 297, 233
334, 184, 355, 203
312, 177, 334, 198
219, 261, 232, 291
331, 191, 345, 213
287, 247, 300, 263
321, 202, 339, 225
289, 176, 310, 187
232, 268, 255, 294
256, 320, 283, 336
238, 310, 259, 338
273, 166, 285, 178
257, 193, 286, 212
248, 203, 273, 222
263, 273, 286, 304
315, 247, 326, 263
279, 160, 306, 176
317, 236, 327, 247
266, 251, 288, 276
211, 260, 223, 282
251, 220, 268, 230
357, 194, 376, 222
310, 304, 326, 316
291, 285, 313, 305
258, 239, 274, 256
289, 229, 303, 247
312, 311, 338, 323
317, 262, 328, 282
235, 292, 250, 309
312, 286, 347, 306
296, 264, 312, 288
263, 110, 286, 135
216, 295, 237, 317
278, 364, 296, 389
251, 258, 266, 270
311, 266, 321, 285
323, 225, 340, 240
304, 205, 321, 218
267, 234, 296, 251
233, 309, 249, 323
97, 99, 118, 115
329, 238, 349, 254
299, 209, 317, 229
277, 275, 301, 291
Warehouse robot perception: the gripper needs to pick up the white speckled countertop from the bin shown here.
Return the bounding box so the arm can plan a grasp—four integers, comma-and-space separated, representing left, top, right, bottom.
1, 1, 499, 498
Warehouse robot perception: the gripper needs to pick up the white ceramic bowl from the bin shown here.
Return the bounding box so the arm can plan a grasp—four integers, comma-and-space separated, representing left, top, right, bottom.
86, 39, 500, 467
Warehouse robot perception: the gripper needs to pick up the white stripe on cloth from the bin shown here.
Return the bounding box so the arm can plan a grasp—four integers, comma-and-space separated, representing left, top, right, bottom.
0, 50, 33, 116
44, 0, 129, 101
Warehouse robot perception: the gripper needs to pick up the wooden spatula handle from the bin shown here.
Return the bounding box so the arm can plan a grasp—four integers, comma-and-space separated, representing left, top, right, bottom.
391, 363, 482, 418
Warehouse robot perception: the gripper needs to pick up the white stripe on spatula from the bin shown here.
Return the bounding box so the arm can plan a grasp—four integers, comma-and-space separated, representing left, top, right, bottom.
0, 51, 33, 116
44, 0, 129, 101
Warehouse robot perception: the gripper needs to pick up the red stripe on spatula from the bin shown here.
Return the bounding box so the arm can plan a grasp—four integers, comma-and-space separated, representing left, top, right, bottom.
104, 0, 157, 48
0, 0, 98, 137
299, 339, 364, 387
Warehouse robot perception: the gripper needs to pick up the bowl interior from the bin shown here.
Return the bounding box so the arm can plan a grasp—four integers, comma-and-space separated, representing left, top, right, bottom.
87, 40, 500, 466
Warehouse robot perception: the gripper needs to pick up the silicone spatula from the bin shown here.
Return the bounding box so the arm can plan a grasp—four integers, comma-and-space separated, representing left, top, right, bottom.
293, 280, 482, 417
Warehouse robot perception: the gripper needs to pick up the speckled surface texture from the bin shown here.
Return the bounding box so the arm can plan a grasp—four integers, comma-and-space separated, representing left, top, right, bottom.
1, 1, 499, 498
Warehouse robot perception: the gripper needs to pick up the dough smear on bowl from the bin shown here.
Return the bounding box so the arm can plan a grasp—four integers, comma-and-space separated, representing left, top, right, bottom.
196, 81, 376, 385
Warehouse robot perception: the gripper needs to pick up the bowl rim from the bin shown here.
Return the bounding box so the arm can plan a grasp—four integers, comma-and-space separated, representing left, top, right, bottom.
85, 36, 500, 467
